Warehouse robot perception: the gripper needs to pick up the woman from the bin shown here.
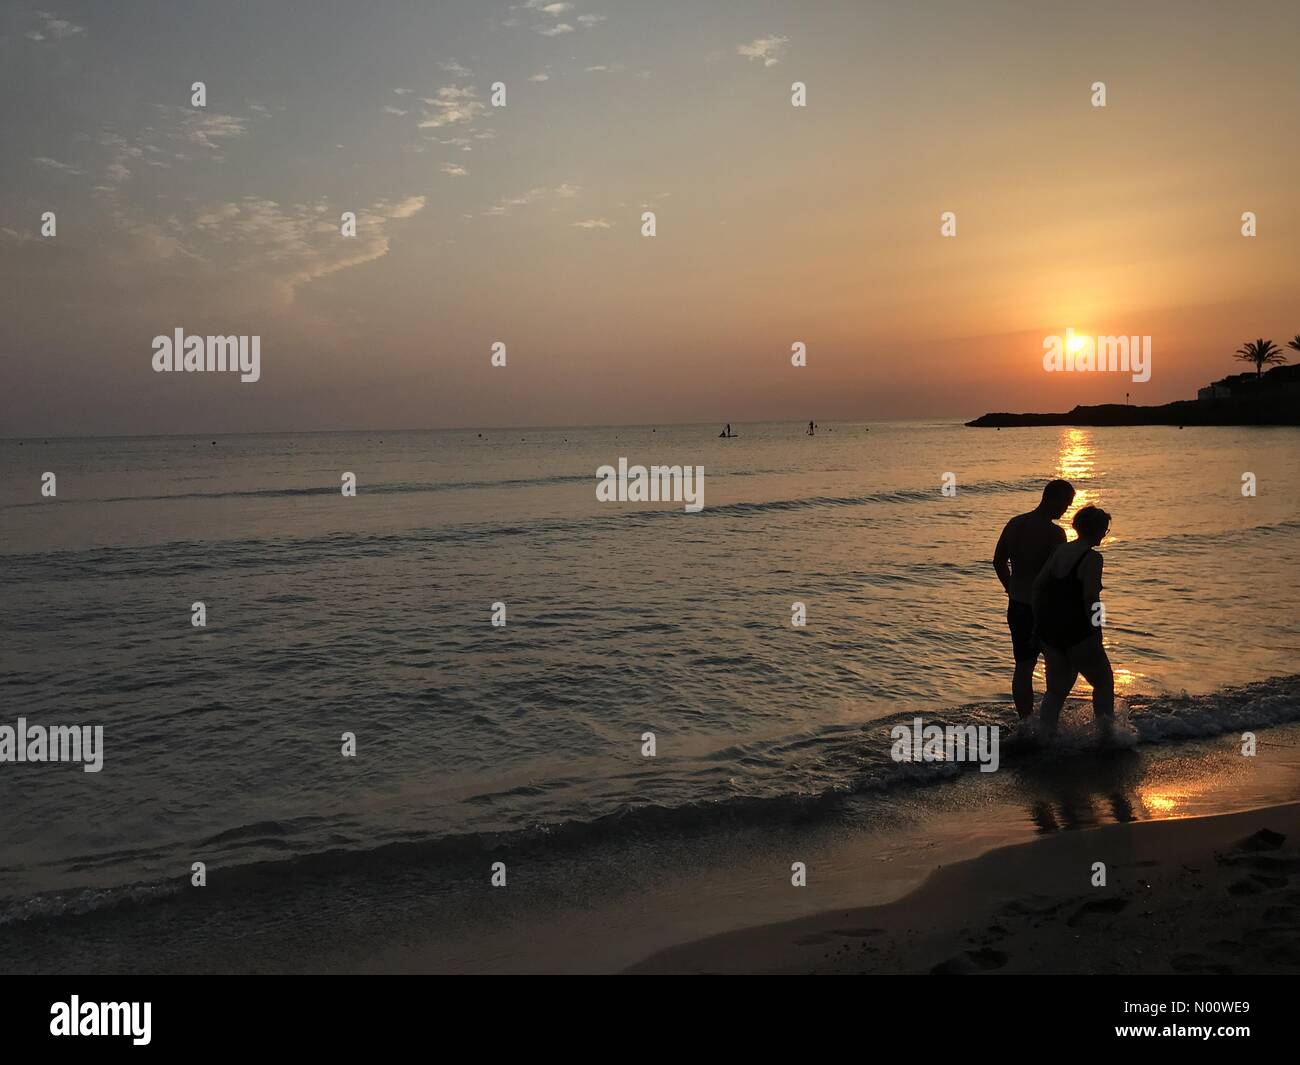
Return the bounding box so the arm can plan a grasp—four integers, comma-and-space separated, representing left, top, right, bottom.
1030, 504, 1115, 740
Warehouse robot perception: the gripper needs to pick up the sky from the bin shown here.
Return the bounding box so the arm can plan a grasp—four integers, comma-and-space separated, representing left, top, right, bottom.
2, 0, 1298, 436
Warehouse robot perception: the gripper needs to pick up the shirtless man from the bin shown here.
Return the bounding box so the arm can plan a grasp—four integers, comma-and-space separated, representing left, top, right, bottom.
992, 479, 1075, 718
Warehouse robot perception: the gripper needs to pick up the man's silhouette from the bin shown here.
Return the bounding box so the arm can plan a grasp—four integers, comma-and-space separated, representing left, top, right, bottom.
992, 480, 1075, 718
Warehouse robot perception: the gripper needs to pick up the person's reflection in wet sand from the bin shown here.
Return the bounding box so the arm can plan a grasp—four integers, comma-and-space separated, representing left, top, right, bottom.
1015, 749, 1142, 833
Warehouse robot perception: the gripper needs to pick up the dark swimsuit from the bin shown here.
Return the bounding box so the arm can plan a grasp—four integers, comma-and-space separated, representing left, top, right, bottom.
1037, 547, 1095, 650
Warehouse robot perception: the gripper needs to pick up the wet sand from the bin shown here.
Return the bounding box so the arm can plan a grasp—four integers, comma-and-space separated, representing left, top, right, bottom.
629, 802, 1300, 974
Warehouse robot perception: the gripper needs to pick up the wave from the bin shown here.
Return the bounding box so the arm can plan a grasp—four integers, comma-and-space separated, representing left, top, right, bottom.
0, 475, 1052, 578
5, 673, 1297, 930
2, 473, 600, 507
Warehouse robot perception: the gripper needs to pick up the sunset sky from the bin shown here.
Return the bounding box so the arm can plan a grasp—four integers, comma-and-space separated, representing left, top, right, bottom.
2, 0, 1298, 436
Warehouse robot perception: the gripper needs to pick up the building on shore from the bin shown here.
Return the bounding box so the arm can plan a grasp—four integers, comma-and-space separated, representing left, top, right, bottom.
1197, 363, 1300, 401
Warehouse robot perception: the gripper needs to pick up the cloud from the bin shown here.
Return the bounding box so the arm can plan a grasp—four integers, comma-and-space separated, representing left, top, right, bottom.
27, 10, 86, 41
529, 72, 550, 82
577, 13, 606, 26
393, 88, 412, 95
572, 219, 612, 229
380, 195, 427, 219
383, 105, 409, 116
440, 163, 468, 177
526, 1, 573, 13
485, 184, 579, 217
180, 194, 428, 304
32, 156, 83, 175
539, 23, 574, 36
150, 109, 249, 154
438, 59, 472, 76
736, 35, 788, 67
418, 86, 486, 129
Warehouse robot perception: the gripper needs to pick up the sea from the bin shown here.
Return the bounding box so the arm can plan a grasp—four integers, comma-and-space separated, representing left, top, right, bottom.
2, 421, 1299, 972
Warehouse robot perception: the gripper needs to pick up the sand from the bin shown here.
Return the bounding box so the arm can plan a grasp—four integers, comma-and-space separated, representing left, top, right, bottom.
628, 801, 1300, 974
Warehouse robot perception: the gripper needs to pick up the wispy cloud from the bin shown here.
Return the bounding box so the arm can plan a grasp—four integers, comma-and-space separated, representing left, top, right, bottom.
539, 23, 574, 37
180, 194, 428, 305
26, 10, 86, 42
736, 35, 788, 67
486, 184, 579, 217
572, 218, 611, 229
32, 156, 83, 175
150, 109, 250, 154
1, 226, 41, 243
438, 59, 472, 77
418, 86, 486, 129
440, 162, 468, 177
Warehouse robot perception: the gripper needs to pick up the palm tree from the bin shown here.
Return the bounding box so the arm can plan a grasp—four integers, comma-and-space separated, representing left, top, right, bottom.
1289, 334, 1300, 359
1235, 338, 1286, 378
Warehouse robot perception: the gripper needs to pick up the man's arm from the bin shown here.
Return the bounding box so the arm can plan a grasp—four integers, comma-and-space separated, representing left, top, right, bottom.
1030, 546, 1056, 624
992, 522, 1014, 595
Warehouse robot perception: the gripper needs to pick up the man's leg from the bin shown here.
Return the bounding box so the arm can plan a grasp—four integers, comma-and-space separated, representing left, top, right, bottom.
1039, 643, 1077, 737
1012, 660, 1036, 719
1007, 602, 1038, 718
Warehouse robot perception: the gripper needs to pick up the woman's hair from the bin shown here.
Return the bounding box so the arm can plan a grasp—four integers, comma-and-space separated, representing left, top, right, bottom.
1072, 504, 1111, 541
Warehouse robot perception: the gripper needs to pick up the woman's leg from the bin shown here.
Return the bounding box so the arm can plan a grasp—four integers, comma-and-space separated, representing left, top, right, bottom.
1070, 637, 1115, 725
1038, 643, 1077, 736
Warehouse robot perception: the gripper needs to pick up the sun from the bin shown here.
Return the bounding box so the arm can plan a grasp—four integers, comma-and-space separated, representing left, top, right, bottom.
1067, 333, 1087, 353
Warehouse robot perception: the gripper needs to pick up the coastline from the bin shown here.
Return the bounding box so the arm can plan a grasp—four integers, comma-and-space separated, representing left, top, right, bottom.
966, 399, 1300, 428
628, 801, 1300, 975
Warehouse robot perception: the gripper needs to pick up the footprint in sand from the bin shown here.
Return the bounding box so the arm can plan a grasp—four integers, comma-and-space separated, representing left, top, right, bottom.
1219, 854, 1300, 876
1170, 952, 1235, 975
793, 927, 885, 947
929, 947, 1009, 975
1263, 939, 1300, 966
1001, 898, 1064, 918
1237, 828, 1286, 852
1066, 896, 1129, 927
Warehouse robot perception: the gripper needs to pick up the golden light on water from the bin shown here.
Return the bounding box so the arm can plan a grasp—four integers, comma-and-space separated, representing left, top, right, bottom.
1113, 667, 1139, 691
1142, 793, 1180, 814
1053, 428, 1098, 525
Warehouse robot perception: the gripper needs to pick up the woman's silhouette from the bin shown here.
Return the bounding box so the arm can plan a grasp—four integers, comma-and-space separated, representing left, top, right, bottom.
1031, 504, 1115, 740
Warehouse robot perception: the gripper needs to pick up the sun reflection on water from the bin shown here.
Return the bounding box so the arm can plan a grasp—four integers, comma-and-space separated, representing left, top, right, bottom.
1053, 427, 1097, 527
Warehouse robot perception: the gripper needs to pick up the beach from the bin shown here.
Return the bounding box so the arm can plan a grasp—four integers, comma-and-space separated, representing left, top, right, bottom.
631, 800, 1300, 975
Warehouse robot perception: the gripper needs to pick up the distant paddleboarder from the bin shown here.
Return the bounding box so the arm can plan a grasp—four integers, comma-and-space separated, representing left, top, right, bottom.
719, 423, 734, 438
